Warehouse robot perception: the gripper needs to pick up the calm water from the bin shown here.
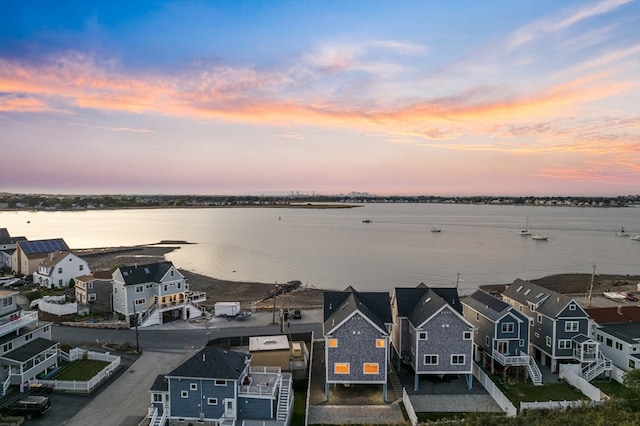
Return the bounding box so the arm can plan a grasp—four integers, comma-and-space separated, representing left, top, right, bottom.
1, 204, 638, 294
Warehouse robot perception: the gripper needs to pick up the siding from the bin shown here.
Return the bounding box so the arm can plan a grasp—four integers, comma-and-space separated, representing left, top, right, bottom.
238, 396, 273, 421
169, 378, 233, 420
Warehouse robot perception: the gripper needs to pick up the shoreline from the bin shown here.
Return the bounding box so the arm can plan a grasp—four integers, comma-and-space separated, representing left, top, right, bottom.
76, 243, 640, 311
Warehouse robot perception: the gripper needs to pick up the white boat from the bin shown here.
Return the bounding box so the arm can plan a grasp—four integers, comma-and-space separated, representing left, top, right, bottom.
519, 217, 531, 236
431, 227, 441, 233
630, 235, 640, 241
532, 234, 548, 241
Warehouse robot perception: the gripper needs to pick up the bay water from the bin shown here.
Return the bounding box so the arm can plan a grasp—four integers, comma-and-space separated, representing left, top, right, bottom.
1, 204, 638, 295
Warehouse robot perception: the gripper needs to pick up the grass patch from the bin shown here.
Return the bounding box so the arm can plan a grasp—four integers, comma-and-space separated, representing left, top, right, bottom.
291, 389, 307, 425
497, 379, 586, 406
592, 379, 626, 398
50, 359, 110, 381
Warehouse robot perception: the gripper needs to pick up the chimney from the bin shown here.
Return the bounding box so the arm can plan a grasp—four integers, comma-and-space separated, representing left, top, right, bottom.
50, 252, 54, 260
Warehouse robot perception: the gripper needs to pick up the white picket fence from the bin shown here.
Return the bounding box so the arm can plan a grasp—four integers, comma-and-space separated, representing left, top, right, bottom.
36, 349, 121, 393
402, 388, 418, 426
559, 364, 608, 401
472, 362, 518, 417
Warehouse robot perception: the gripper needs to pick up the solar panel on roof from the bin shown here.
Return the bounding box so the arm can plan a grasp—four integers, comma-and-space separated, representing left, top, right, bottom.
20, 239, 68, 255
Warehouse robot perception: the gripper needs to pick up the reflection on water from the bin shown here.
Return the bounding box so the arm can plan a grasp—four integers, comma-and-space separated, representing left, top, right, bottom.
1, 204, 638, 293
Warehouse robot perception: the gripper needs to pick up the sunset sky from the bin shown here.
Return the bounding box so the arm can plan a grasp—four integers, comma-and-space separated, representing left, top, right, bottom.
1, 0, 638, 196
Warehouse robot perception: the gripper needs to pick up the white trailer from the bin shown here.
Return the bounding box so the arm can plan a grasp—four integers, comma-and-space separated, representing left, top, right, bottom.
214, 302, 241, 317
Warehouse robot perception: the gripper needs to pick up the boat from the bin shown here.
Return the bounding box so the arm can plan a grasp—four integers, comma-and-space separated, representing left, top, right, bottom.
431, 227, 441, 233
519, 217, 531, 236
616, 227, 628, 236
362, 219, 372, 223
630, 235, 640, 241
531, 234, 548, 241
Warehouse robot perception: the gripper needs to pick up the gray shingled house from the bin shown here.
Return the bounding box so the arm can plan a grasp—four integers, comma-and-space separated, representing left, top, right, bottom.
323, 287, 392, 402
391, 284, 474, 391
502, 279, 610, 380
462, 289, 542, 384
149, 345, 293, 425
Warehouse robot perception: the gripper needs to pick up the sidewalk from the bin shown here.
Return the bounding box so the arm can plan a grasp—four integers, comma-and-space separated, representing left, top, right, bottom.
62, 349, 196, 426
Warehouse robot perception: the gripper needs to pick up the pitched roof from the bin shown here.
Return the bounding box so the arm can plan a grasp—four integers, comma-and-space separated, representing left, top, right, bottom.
323, 287, 391, 334
116, 261, 175, 285
150, 375, 168, 392
1, 338, 58, 363
502, 278, 574, 317
599, 323, 640, 344
167, 346, 248, 380
0, 228, 27, 246
464, 290, 512, 321
394, 285, 463, 326
17, 239, 69, 255
38, 251, 73, 267
76, 270, 113, 281
585, 306, 640, 325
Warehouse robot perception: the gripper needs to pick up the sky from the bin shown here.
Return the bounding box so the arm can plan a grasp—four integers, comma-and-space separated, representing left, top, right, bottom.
0, 0, 638, 196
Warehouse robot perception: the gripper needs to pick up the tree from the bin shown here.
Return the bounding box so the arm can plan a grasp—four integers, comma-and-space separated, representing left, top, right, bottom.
623, 368, 640, 393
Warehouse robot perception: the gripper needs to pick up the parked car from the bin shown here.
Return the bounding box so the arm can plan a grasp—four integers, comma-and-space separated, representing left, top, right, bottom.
292, 309, 302, 319
2, 395, 51, 420
280, 308, 290, 320
623, 292, 638, 301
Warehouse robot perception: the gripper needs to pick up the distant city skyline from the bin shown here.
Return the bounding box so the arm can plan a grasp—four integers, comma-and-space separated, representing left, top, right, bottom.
1, 0, 638, 196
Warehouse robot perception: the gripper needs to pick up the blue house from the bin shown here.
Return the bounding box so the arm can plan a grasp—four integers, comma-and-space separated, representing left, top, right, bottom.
149, 345, 293, 425
323, 287, 392, 402
502, 279, 609, 379
391, 284, 474, 391
462, 290, 542, 384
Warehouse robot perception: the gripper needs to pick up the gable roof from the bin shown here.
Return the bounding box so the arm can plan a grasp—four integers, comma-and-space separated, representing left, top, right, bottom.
585, 306, 640, 325
38, 251, 75, 267
116, 261, 176, 285
598, 323, 640, 345
394, 285, 458, 321
324, 287, 391, 334
76, 270, 113, 281
167, 346, 248, 380
17, 239, 69, 255
502, 279, 578, 318
464, 290, 513, 322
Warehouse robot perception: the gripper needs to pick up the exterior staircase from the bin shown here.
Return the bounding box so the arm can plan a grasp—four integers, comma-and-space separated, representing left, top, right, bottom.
276, 373, 292, 422
388, 366, 403, 401
148, 407, 167, 426
526, 356, 543, 385
582, 351, 612, 382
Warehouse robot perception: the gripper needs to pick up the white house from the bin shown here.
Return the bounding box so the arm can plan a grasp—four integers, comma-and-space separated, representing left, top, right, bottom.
112, 261, 206, 327
32, 251, 90, 289
586, 306, 640, 372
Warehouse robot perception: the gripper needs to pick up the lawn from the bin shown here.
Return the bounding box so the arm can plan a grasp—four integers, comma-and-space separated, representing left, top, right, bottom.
497, 380, 587, 406
49, 359, 110, 381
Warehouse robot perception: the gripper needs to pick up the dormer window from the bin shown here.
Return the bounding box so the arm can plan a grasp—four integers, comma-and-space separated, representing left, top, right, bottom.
569, 304, 576, 310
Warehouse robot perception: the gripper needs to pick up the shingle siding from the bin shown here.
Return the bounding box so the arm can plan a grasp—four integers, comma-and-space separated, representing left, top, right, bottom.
238, 397, 273, 421
168, 378, 233, 420
326, 313, 388, 383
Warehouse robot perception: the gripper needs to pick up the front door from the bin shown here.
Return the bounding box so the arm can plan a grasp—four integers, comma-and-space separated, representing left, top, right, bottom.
225, 399, 234, 418
497, 341, 508, 355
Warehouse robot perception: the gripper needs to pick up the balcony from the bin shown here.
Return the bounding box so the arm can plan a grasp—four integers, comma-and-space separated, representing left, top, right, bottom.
493, 350, 530, 366
238, 367, 282, 398
0, 311, 38, 337
187, 291, 207, 304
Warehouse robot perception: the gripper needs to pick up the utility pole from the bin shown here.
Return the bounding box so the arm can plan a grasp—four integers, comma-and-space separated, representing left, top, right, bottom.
133, 299, 140, 353
588, 264, 596, 308
456, 273, 460, 288
281, 290, 285, 334
272, 282, 278, 325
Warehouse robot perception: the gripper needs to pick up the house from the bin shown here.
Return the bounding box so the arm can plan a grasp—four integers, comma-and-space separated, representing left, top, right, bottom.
462, 290, 542, 384
112, 261, 206, 327
391, 284, 475, 391
323, 287, 392, 401
74, 270, 114, 312
0, 228, 27, 270
249, 335, 291, 371
585, 306, 640, 372
0, 289, 58, 394
11, 239, 69, 275
149, 345, 293, 425
502, 279, 610, 380
32, 250, 90, 289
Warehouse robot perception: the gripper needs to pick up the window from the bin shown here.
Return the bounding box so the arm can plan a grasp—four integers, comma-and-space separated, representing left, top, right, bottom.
419, 332, 427, 340
190, 383, 197, 391
630, 359, 636, 369
207, 398, 218, 405
88, 282, 93, 289
363, 363, 379, 374
58, 267, 62, 273
88, 294, 96, 301
79, 264, 84, 271
606, 338, 613, 347
546, 336, 552, 347
519, 339, 524, 347
135, 285, 143, 293
537, 314, 542, 323
135, 298, 146, 305
181, 391, 188, 398
215, 380, 226, 386
463, 331, 472, 340
2, 297, 13, 307
565, 321, 579, 332
171, 270, 175, 277
328, 338, 338, 348
376, 339, 385, 348
476, 312, 479, 321
25, 333, 32, 341
615, 342, 623, 351
153, 393, 162, 402
485, 336, 490, 347
558, 339, 572, 349
424, 355, 438, 365
334, 363, 350, 374
501, 323, 514, 333
451, 355, 465, 365
569, 304, 576, 310
596, 334, 603, 342
3, 343, 12, 352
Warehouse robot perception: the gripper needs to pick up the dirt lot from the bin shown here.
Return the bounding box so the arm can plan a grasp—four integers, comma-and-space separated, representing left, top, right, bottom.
75, 244, 639, 312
